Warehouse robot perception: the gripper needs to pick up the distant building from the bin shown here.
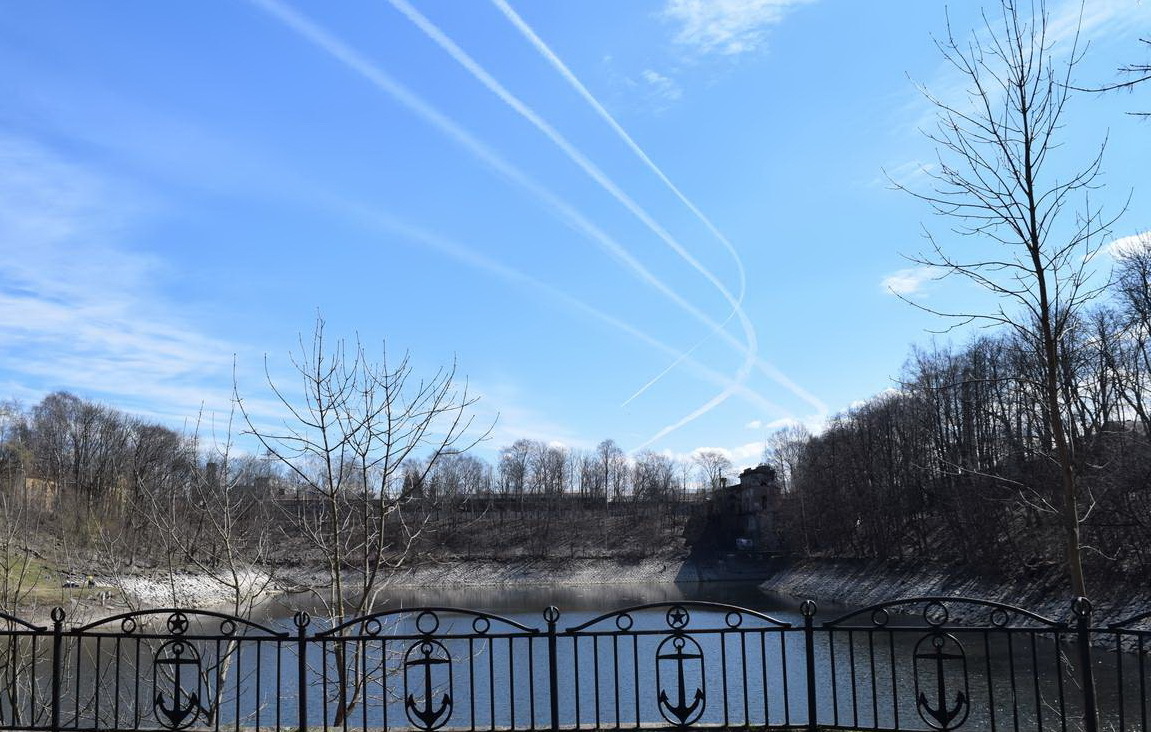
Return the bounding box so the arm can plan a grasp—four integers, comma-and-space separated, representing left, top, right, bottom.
709, 464, 782, 552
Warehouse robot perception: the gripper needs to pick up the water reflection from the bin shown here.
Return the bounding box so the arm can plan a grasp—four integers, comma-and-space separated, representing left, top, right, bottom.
6, 582, 1135, 732
254, 580, 799, 624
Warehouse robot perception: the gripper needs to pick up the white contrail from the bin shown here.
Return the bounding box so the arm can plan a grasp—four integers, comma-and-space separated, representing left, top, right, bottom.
386, 0, 746, 326
249, 0, 732, 339
384, 0, 765, 438
385, 0, 761, 428
487, 0, 759, 418
488, 0, 829, 425
249, 0, 774, 441
488, 0, 747, 303
621, 334, 708, 407
326, 196, 788, 416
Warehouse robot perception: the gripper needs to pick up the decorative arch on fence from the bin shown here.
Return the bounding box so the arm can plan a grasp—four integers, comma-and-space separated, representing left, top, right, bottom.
0, 596, 1115, 732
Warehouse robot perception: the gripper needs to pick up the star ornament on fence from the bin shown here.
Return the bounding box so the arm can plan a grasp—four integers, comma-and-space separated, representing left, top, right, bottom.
667, 606, 689, 628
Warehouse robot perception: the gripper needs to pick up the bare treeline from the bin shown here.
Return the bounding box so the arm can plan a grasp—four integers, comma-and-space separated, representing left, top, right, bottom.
0, 397, 710, 582
767, 240, 1151, 579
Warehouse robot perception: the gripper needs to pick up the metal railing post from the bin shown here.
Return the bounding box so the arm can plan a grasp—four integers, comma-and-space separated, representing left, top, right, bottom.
294, 612, 311, 732
801, 600, 818, 732
544, 606, 561, 732
50, 607, 64, 732
1073, 597, 1098, 732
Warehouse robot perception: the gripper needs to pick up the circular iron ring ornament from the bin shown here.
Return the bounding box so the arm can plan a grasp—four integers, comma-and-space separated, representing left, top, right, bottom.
472, 616, 490, 634
416, 611, 441, 636
923, 601, 949, 627
616, 613, 634, 631
724, 611, 743, 629
989, 608, 1009, 628
543, 606, 561, 624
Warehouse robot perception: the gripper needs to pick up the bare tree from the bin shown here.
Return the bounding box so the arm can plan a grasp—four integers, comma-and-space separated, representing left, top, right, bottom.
693, 450, 732, 492
1112, 235, 1151, 436
593, 439, 629, 502
632, 450, 675, 501
764, 425, 812, 552
30, 392, 128, 536
897, 0, 1119, 596
0, 402, 37, 615
497, 439, 532, 499
238, 316, 485, 724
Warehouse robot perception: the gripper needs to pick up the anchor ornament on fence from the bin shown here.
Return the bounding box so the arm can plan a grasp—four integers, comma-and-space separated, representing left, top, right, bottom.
913, 631, 970, 730
404, 639, 453, 731
656, 605, 706, 727
152, 636, 204, 730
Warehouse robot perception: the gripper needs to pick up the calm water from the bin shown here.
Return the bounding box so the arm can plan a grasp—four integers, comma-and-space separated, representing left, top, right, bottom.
35, 581, 1137, 732
253, 579, 813, 625
240, 582, 1114, 731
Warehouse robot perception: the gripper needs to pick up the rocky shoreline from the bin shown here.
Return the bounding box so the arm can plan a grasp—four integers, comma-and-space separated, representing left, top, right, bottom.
40, 555, 731, 624
756, 557, 1151, 625
39, 555, 1144, 629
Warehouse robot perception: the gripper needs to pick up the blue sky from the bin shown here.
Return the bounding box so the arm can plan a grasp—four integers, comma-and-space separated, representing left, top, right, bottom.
1, 0, 1149, 467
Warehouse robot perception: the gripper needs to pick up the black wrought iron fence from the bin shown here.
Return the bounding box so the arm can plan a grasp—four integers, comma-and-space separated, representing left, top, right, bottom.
0, 595, 1138, 731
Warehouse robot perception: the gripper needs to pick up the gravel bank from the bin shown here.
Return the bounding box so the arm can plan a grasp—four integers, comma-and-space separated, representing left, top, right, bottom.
79, 557, 696, 620
110, 569, 279, 609
87, 553, 780, 617
758, 557, 1151, 624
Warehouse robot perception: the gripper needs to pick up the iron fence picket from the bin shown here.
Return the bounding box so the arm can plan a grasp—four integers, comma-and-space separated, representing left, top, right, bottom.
0, 595, 1142, 731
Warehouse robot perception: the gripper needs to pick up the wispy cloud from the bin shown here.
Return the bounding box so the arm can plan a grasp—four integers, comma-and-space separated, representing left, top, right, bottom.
661, 0, 815, 57
1048, 0, 1151, 49
882, 266, 936, 297
0, 133, 235, 421
909, 0, 1151, 130
881, 159, 935, 190
1106, 231, 1151, 259
640, 68, 683, 104
681, 441, 763, 471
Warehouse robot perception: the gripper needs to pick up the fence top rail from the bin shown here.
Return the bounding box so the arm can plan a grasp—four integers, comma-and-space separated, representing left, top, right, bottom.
0, 608, 45, 632
822, 595, 1066, 630
565, 600, 792, 634
318, 605, 541, 638
1107, 606, 1151, 630
69, 607, 289, 638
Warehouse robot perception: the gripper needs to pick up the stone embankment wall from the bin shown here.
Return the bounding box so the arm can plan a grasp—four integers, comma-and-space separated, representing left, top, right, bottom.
81, 557, 694, 620
758, 557, 1151, 624
378, 556, 686, 587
